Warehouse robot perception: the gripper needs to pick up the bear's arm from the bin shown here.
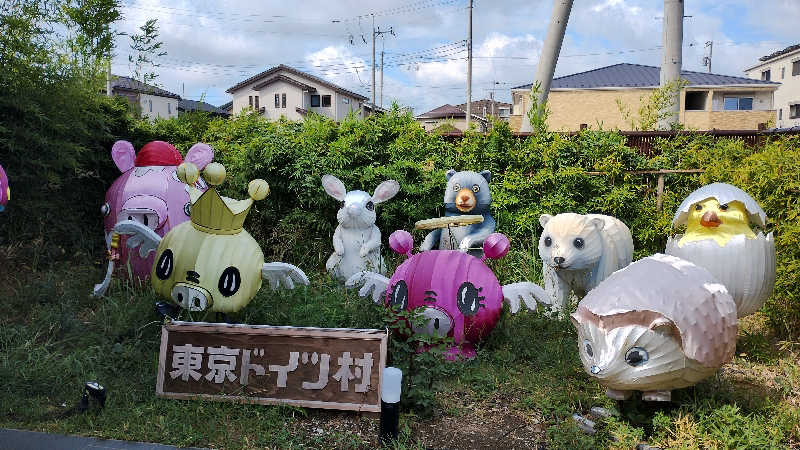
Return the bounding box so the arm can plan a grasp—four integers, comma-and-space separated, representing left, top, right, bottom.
463, 214, 496, 244
420, 229, 442, 251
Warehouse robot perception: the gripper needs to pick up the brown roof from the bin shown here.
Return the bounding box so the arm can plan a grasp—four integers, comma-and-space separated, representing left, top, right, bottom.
226, 64, 367, 100
456, 99, 511, 116
415, 104, 488, 121
253, 74, 316, 92
111, 75, 181, 99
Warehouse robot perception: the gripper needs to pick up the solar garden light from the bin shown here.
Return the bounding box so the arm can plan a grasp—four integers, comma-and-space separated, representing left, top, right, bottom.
379, 367, 402, 444
80, 381, 106, 411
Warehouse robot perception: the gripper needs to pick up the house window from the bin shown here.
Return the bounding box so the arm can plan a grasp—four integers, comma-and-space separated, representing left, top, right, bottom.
168, 102, 171, 114
149, 99, 152, 112
723, 96, 753, 111
793, 61, 800, 76
310, 94, 320, 107
249, 96, 253, 107
790, 104, 800, 119
254, 95, 259, 109
321, 95, 331, 107
342, 98, 350, 104
685, 91, 707, 110
782, 67, 785, 79
761, 70, 770, 81
281, 93, 286, 108
275, 94, 280, 108
779, 108, 782, 120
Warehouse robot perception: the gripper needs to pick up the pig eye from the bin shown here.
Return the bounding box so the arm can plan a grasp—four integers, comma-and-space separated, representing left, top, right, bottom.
218, 267, 241, 297
544, 236, 552, 247
695, 204, 703, 211
366, 201, 374, 211
471, 184, 480, 193
184, 202, 191, 216
452, 183, 461, 191
456, 282, 484, 316
389, 280, 408, 310
583, 339, 593, 357
719, 203, 729, 211
573, 237, 584, 249
101, 203, 110, 217
155, 250, 174, 280
625, 347, 648, 367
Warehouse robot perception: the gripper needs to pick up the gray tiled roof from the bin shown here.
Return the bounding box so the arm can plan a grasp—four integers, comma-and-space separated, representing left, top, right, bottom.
759, 44, 800, 62
415, 104, 488, 121
178, 99, 230, 115
111, 75, 181, 99
226, 64, 367, 101
512, 63, 780, 90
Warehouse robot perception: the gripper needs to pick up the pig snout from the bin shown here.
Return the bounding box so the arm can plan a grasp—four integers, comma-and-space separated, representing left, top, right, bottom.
171, 283, 212, 311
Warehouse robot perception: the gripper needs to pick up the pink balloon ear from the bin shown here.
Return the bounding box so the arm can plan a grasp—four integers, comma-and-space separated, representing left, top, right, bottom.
111, 140, 135, 172
389, 230, 414, 257
184, 143, 214, 169
483, 233, 510, 260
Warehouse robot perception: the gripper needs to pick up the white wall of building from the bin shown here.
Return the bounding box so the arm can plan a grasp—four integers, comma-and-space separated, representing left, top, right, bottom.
746, 49, 800, 127
229, 68, 366, 121
139, 93, 178, 120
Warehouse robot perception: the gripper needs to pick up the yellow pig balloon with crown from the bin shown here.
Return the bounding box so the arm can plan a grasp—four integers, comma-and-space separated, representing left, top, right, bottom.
114, 162, 309, 313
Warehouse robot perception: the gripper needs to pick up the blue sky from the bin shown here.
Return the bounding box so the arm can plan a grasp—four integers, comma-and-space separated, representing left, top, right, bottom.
112, 0, 800, 114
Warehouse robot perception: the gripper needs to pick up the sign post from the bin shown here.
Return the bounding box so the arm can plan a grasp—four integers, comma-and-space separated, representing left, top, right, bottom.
156, 321, 388, 412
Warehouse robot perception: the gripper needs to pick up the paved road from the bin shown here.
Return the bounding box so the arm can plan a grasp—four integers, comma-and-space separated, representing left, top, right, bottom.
0, 429, 208, 450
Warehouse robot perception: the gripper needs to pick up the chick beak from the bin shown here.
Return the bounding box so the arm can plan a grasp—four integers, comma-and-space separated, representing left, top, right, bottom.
700, 211, 722, 228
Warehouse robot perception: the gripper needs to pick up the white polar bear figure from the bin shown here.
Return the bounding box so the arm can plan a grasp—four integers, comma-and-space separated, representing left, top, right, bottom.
538, 213, 633, 312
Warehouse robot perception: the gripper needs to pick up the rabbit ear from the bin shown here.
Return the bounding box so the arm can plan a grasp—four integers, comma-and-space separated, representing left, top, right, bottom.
322, 174, 346, 201
372, 180, 400, 204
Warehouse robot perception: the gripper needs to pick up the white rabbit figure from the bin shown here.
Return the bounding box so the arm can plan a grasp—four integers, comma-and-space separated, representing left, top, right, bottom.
322, 174, 400, 282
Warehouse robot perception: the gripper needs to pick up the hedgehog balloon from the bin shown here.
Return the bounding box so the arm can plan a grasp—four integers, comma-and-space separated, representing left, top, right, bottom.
572, 254, 737, 402
665, 183, 775, 317
347, 231, 551, 359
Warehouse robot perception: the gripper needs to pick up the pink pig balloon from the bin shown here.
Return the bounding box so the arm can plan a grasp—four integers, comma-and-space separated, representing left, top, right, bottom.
0, 164, 9, 212
374, 231, 545, 360
99, 140, 213, 285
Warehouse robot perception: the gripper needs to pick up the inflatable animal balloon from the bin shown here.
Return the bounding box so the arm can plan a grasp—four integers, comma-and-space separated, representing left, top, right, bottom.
571, 254, 737, 402
421, 169, 496, 257
347, 231, 551, 359
0, 164, 9, 212
322, 174, 400, 282
114, 162, 309, 314
92, 140, 213, 296
538, 213, 633, 312
665, 183, 775, 317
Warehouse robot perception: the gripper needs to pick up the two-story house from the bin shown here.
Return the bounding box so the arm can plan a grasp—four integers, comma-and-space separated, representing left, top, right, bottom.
509, 63, 779, 131
225, 65, 369, 121
745, 44, 800, 128
111, 75, 181, 120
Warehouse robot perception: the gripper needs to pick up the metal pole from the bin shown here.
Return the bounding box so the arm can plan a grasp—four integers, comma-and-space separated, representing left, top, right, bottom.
380, 50, 384, 108
519, 0, 574, 132
371, 14, 376, 107
466, 0, 472, 129
658, 0, 683, 129
106, 60, 112, 96
706, 40, 713, 73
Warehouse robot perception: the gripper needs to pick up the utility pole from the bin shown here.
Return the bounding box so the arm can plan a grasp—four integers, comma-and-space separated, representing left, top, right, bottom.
704, 40, 713, 73
520, 0, 574, 132
380, 50, 384, 107
371, 18, 394, 108
658, 0, 684, 129
106, 60, 112, 96
466, 0, 473, 129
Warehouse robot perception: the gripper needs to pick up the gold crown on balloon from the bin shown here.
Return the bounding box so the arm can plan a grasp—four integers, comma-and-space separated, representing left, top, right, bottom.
177, 162, 269, 235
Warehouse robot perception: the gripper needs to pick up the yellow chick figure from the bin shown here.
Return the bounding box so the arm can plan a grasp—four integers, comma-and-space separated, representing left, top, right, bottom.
679, 198, 755, 247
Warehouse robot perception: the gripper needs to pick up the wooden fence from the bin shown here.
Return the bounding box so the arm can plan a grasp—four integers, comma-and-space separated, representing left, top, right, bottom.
438, 129, 800, 156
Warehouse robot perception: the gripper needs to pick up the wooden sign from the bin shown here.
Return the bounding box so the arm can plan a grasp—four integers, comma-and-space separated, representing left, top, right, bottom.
156, 321, 387, 412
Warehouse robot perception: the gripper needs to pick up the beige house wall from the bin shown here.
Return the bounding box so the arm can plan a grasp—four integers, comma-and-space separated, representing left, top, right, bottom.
417, 117, 469, 132
745, 49, 800, 128
510, 86, 776, 131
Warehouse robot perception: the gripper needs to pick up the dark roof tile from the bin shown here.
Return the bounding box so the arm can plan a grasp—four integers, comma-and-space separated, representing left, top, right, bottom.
111, 75, 181, 99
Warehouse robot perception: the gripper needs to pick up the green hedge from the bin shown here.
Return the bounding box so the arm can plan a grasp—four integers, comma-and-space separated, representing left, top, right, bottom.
1, 106, 798, 336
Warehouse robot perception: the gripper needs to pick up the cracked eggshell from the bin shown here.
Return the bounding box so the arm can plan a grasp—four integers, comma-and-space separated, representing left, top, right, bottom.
572, 254, 737, 392
672, 183, 767, 228
666, 232, 775, 317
